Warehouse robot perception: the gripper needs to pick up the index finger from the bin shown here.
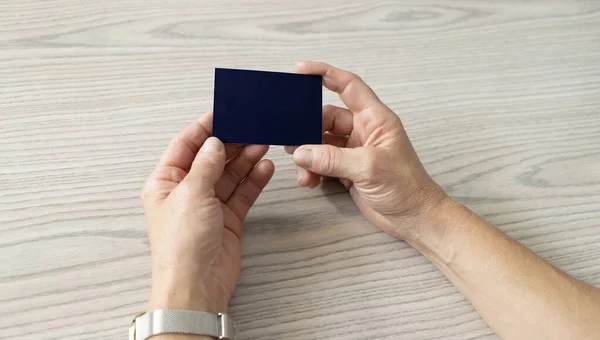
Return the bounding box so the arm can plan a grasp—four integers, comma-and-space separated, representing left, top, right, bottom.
157, 112, 213, 171
294, 61, 383, 113
156, 111, 240, 175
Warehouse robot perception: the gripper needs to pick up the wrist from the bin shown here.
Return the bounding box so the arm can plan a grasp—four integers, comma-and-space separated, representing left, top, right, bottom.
149, 274, 229, 314
403, 196, 472, 262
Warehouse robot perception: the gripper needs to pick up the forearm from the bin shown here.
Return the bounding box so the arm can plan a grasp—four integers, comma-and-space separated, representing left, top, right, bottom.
408, 198, 600, 340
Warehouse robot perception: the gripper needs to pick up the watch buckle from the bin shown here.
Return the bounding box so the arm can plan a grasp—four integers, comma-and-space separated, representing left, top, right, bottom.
129, 312, 146, 340
218, 313, 236, 340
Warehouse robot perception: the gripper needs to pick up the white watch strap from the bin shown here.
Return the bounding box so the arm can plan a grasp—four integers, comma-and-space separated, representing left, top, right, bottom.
133, 309, 235, 340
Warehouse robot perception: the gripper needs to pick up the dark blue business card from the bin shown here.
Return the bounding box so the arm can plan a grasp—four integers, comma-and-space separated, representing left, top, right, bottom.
213, 68, 322, 146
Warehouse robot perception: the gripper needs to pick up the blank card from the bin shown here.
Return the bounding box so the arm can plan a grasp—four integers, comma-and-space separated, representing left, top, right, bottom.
213, 68, 322, 146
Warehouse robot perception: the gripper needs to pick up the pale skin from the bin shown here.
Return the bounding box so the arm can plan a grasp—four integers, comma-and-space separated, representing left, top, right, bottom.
141, 62, 600, 340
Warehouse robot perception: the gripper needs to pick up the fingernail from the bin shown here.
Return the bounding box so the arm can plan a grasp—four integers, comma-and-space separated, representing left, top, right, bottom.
201, 137, 222, 153
293, 148, 312, 168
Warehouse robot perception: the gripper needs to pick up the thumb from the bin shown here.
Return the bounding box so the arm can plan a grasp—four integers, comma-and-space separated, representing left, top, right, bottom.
186, 137, 226, 188
293, 144, 363, 181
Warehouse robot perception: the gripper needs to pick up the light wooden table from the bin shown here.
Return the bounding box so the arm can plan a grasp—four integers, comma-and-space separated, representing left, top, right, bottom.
1, 1, 599, 339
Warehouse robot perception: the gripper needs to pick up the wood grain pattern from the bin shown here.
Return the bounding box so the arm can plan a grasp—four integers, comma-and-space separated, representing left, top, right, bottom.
1, 0, 600, 339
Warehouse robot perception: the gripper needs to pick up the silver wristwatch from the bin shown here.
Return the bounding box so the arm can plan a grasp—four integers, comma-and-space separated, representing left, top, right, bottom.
129, 309, 236, 340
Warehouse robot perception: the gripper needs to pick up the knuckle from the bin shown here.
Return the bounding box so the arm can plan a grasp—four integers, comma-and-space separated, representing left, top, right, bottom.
221, 166, 244, 192
170, 136, 183, 149
231, 160, 250, 182
140, 184, 150, 202
237, 190, 254, 208
170, 167, 187, 183
348, 73, 363, 87
140, 180, 161, 206
236, 179, 260, 208
196, 156, 220, 170
350, 72, 362, 82
322, 109, 334, 132
323, 104, 337, 114
140, 175, 157, 200
319, 147, 341, 174
221, 173, 238, 191
172, 136, 195, 155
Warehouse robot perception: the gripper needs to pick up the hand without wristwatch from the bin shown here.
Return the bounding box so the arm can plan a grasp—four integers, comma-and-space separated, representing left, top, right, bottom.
129, 310, 236, 340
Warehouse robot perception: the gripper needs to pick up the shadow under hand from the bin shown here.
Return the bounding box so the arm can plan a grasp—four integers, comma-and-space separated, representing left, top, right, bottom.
320, 177, 361, 216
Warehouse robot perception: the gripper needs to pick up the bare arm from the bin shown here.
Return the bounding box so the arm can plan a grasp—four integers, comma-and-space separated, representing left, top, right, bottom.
411, 198, 600, 339
289, 61, 600, 339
